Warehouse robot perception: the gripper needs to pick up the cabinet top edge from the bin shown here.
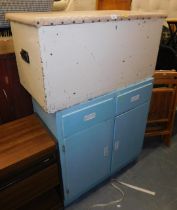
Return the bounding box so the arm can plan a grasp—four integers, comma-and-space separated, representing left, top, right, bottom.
6, 10, 167, 27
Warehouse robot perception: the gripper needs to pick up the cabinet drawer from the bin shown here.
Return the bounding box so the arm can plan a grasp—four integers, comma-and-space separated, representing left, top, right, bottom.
0, 163, 59, 210
116, 83, 152, 115
61, 98, 115, 137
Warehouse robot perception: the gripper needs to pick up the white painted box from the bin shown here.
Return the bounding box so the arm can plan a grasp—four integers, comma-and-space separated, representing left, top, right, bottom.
7, 11, 166, 113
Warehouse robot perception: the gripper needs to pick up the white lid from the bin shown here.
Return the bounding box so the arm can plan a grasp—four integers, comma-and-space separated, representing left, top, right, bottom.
6, 10, 167, 27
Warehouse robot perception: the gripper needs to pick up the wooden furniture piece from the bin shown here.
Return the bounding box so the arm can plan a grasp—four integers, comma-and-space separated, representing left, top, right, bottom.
0, 114, 63, 210
97, 0, 132, 10
145, 70, 177, 146
0, 51, 33, 124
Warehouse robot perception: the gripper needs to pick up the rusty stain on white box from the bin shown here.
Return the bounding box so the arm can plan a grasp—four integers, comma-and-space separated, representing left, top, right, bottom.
6, 11, 166, 113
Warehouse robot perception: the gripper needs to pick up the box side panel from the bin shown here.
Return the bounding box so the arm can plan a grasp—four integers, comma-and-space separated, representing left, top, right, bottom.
10, 22, 47, 111
39, 18, 163, 113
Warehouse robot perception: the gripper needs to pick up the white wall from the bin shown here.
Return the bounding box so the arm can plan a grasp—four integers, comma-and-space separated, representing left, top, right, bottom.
131, 0, 177, 18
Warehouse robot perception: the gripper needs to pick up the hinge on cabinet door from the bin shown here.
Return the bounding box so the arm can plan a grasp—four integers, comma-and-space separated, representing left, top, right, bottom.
104, 146, 109, 157
66, 189, 69, 194
62, 145, 65, 153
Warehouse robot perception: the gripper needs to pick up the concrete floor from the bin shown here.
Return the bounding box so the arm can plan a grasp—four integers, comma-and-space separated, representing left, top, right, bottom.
66, 136, 177, 210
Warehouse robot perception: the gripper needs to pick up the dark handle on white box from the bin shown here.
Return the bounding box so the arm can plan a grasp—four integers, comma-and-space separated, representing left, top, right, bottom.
20, 49, 30, 64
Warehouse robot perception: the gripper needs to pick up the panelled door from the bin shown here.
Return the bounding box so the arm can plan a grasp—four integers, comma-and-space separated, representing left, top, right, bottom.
111, 102, 149, 174
64, 119, 114, 202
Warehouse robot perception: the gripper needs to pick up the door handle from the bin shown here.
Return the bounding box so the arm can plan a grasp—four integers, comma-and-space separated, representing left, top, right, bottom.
2, 89, 8, 100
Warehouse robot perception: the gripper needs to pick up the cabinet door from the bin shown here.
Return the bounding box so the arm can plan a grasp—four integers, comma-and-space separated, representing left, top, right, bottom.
111, 102, 149, 175
0, 54, 14, 123
0, 54, 33, 124
63, 119, 114, 203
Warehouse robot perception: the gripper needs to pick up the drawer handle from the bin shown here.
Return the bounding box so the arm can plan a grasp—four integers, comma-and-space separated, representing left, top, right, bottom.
84, 112, 96, 121
131, 94, 140, 102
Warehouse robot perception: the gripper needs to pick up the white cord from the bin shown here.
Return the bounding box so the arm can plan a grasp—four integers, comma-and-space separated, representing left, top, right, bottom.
91, 179, 125, 208
118, 181, 156, 196
91, 178, 156, 209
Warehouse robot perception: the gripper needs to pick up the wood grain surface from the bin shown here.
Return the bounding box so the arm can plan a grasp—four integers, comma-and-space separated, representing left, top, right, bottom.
0, 114, 56, 179
0, 164, 60, 209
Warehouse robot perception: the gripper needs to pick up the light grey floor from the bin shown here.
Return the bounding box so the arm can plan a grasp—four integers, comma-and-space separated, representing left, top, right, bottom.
66, 135, 177, 210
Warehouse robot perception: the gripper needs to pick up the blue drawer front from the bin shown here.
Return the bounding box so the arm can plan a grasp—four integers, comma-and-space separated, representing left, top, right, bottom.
116, 83, 152, 115
62, 97, 115, 137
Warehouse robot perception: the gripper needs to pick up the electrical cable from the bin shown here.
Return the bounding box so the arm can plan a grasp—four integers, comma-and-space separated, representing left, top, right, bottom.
91, 179, 125, 208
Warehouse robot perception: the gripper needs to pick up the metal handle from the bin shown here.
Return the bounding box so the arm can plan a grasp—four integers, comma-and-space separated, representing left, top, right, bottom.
2, 89, 8, 100
20, 49, 30, 64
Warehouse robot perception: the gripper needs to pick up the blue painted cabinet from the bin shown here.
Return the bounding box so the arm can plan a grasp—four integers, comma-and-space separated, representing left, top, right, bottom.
111, 82, 152, 174
33, 78, 153, 206
59, 96, 115, 203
